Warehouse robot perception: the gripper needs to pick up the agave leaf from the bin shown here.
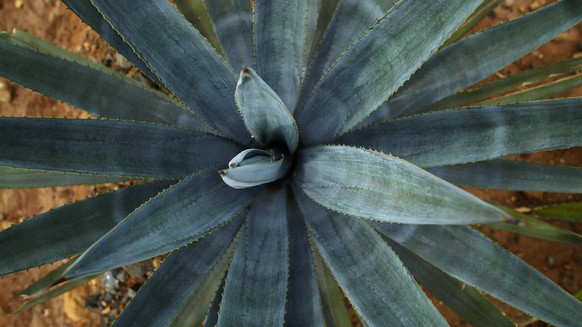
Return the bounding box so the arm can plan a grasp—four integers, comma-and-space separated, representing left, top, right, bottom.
442, 0, 500, 47
173, 0, 223, 55
371, 0, 582, 121
204, 0, 254, 69
90, 0, 250, 143
20, 258, 77, 298
427, 159, 582, 193
0, 118, 238, 178
219, 148, 292, 189
297, 0, 482, 144
218, 188, 289, 326
295, 146, 507, 224
202, 277, 225, 327
285, 199, 324, 327
306, 0, 340, 66
254, 0, 308, 111
489, 208, 582, 246
385, 238, 515, 327
478, 73, 582, 106
63, 169, 259, 280
60, 0, 159, 82
0, 39, 209, 131
297, 0, 397, 113
235, 67, 299, 152
295, 192, 448, 326
0, 166, 130, 188
113, 215, 242, 327
340, 99, 582, 167
302, 0, 321, 80
312, 245, 352, 327
0, 181, 171, 277
430, 57, 582, 111
375, 223, 582, 326
534, 202, 582, 221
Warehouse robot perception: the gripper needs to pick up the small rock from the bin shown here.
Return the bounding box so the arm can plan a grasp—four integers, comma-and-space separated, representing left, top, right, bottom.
547, 255, 555, 267
502, 0, 513, 8
573, 52, 582, 59
14, 0, 23, 9
114, 53, 133, 70
0, 81, 12, 103
529, 1, 541, 11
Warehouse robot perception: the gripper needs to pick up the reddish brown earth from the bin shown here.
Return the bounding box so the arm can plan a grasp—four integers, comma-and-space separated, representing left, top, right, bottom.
0, 1, 581, 326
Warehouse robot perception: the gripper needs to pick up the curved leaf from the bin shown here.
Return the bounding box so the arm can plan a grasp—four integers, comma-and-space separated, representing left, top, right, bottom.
17, 274, 97, 313
386, 239, 515, 327
0, 166, 129, 188
295, 192, 448, 326
219, 148, 293, 189
0, 39, 208, 131
340, 99, 582, 167
375, 223, 582, 327
0, 118, 238, 178
205, 0, 254, 69
370, 0, 582, 121
113, 216, 242, 327
63, 169, 259, 280
297, 0, 482, 145
254, 0, 308, 111
295, 146, 507, 224
218, 188, 289, 326
90, 0, 250, 142
0, 181, 171, 277
428, 159, 582, 193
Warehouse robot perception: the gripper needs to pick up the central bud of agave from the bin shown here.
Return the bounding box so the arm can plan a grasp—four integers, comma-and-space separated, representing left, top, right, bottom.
219, 66, 298, 189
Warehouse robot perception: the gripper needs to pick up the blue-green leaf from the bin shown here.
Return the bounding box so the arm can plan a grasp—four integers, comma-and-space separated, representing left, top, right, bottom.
442, 0, 500, 47
203, 277, 225, 327
0, 181, 171, 277
0, 166, 130, 188
340, 99, 582, 167
297, 0, 482, 144
385, 238, 515, 327
205, 0, 254, 69
113, 216, 242, 327
63, 169, 258, 280
295, 146, 507, 224
219, 148, 293, 189
285, 198, 324, 327
254, 0, 307, 111
235, 67, 299, 152
90, 0, 250, 142
375, 223, 582, 327
173, 0, 223, 55
428, 159, 582, 193
0, 38, 208, 131
372, 0, 582, 121
295, 192, 447, 326
0, 118, 238, 178
61, 0, 159, 82
218, 188, 289, 326
17, 274, 97, 313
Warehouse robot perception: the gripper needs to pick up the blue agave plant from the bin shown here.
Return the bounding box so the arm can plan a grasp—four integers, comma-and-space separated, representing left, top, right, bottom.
1, 0, 582, 326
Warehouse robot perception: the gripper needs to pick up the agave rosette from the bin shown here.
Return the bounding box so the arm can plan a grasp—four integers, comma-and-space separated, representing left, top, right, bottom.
1, 0, 582, 326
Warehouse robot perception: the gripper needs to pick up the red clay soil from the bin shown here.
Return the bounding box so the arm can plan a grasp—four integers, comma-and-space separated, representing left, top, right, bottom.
0, 1, 581, 326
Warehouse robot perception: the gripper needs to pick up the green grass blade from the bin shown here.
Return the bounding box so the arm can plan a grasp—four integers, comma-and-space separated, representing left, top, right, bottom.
235, 67, 299, 152
61, 1, 158, 82
62, 169, 259, 280
378, 0, 582, 120
534, 202, 582, 221
0, 38, 208, 131
296, 192, 448, 326
173, 0, 223, 55
205, 0, 254, 69
386, 238, 515, 327
285, 198, 324, 327
0, 118, 238, 178
431, 58, 582, 111
113, 216, 242, 327
90, 0, 250, 142
295, 146, 507, 224
254, 0, 308, 111
340, 99, 582, 167
0, 166, 130, 188
218, 188, 289, 326
0, 181, 171, 277
428, 159, 582, 193
376, 223, 582, 326
297, 0, 482, 145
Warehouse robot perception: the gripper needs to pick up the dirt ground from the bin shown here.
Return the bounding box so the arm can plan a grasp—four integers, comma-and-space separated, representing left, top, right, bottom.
0, 1, 581, 326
